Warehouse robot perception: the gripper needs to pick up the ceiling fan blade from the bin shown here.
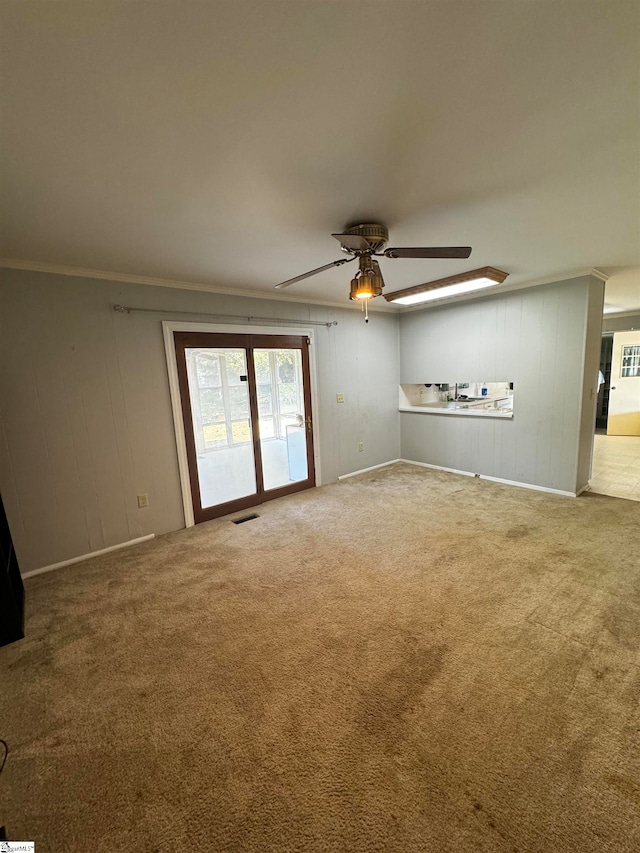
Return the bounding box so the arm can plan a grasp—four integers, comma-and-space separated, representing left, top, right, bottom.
331, 233, 371, 252
383, 246, 472, 259
274, 256, 356, 289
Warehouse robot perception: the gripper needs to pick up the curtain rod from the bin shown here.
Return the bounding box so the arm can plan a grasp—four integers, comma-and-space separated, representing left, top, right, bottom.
113, 304, 337, 328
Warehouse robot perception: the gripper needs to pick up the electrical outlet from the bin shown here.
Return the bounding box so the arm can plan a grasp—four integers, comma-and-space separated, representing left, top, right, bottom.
358, 441, 364, 452
137, 493, 149, 508
336, 393, 345, 403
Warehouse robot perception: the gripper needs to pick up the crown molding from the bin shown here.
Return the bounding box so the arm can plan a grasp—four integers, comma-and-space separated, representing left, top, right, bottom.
602, 308, 640, 320
0, 257, 399, 314
0, 258, 609, 314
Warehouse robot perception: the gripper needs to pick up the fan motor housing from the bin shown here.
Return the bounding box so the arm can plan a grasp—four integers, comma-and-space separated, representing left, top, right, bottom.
344, 223, 389, 253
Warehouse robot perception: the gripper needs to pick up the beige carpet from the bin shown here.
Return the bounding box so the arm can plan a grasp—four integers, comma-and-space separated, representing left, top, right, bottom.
2, 463, 640, 852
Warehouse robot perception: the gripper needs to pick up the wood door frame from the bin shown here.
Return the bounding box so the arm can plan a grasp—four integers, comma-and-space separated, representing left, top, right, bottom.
174, 331, 315, 523
249, 335, 317, 502
174, 331, 266, 524
163, 321, 321, 527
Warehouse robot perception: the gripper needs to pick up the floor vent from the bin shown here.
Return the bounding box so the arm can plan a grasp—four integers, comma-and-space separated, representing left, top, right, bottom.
232, 513, 259, 524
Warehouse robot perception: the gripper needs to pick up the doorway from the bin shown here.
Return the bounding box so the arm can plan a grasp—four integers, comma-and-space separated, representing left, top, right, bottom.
173, 331, 316, 523
590, 330, 640, 502
606, 330, 640, 436
595, 334, 612, 432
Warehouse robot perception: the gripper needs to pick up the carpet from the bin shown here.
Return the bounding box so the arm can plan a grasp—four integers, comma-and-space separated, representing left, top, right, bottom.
1, 463, 639, 852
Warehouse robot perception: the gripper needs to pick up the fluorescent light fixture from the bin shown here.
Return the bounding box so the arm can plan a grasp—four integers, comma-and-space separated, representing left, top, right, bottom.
384, 266, 509, 306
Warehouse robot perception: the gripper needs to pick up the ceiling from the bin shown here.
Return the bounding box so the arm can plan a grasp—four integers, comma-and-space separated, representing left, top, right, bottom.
602, 267, 640, 315
1, 1, 639, 311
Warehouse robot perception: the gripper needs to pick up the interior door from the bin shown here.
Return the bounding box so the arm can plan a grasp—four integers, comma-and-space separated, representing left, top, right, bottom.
607, 330, 640, 436
174, 332, 315, 523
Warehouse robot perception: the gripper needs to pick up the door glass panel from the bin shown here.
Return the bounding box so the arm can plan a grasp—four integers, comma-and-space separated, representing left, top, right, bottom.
185, 347, 256, 508
254, 348, 308, 491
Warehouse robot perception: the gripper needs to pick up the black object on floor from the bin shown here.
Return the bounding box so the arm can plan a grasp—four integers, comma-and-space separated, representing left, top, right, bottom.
0, 493, 24, 647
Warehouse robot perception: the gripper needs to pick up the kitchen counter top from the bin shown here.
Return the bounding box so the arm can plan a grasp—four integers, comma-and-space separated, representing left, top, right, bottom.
400, 396, 513, 418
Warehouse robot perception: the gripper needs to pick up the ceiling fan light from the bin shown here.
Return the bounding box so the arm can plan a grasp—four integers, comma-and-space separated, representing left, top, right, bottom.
384, 267, 509, 306
350, 263, 384, 301
350, 276, 374, 300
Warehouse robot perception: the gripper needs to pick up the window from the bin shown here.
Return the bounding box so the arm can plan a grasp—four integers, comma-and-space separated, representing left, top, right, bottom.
621, 345, 640, 378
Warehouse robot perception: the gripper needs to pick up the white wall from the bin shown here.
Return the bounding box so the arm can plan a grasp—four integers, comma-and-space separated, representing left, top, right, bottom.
398, 276, 604, 494
0, 269, 400, 571
602, 313, 640, 333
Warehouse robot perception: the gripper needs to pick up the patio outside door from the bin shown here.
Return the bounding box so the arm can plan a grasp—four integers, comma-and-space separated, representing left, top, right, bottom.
174, 332, 315, 523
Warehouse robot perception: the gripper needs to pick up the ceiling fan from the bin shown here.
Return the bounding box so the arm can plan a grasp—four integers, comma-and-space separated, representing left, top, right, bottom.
274, 222, 472, 320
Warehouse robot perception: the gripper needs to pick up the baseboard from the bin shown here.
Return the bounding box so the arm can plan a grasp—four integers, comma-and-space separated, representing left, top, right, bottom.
399, 459, 476, 480
399, 459, 579, 497
338, 459, 401, 480
22, 534, 156, 579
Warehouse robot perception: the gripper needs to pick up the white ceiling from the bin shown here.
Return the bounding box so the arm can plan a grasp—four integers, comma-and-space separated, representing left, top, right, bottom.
602, 267, 640, 315
1, 1, 639, 310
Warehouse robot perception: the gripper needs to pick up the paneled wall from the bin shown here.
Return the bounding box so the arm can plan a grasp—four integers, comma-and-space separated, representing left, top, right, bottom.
0, 269, 400, 571
0, 267, 605, 572
576, 277, 608, 490
399, 276, 604, 494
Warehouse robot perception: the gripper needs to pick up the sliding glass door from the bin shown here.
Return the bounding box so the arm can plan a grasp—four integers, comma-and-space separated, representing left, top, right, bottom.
174, 332, 315, 523
254, 347, 309, 491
